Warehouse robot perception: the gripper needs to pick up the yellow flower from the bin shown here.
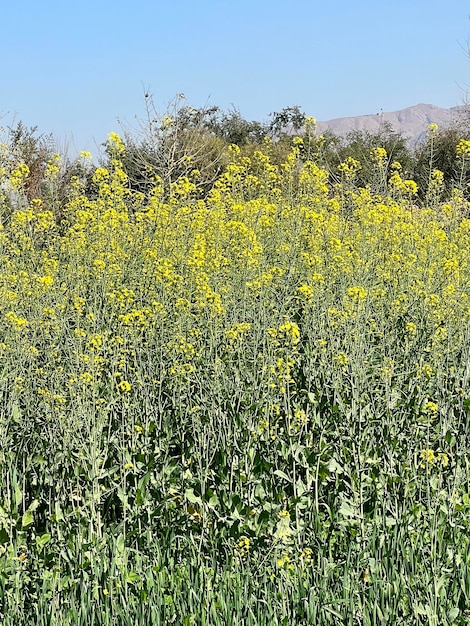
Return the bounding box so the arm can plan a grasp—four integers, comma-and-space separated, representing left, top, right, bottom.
301, 547, 313, 564
334, 352, 349, 367
420, 449, 449, 470
4, 311, 29, 330
92, 167, 109, 184
297, 284, 314, 301
420, 449, 435, 464
276, 553, 294, 570
338, 157, 361, 179
160, 116, 173, 130
389, 171, 418, 195
370, 147, 387, 164
431, 169, 444, 184
9, 163, 29, 188
235, 535, 250, 560
437, 452, 449, 467
45, 153, 61, 177
107, 132, 125, 154
421, 401, 438, 417
347, 286, 368, 302
278, 320, 300, 346
456, 139, 470, 158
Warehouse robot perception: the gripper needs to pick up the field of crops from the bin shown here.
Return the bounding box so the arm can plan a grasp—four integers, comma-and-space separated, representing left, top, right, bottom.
1, 132, 470, 624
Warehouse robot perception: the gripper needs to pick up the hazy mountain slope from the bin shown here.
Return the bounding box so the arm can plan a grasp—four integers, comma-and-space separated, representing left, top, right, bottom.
316, 103, 467, 146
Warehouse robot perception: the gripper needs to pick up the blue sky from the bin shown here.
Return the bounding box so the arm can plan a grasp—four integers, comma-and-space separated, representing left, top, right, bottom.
2, 0, 470, 157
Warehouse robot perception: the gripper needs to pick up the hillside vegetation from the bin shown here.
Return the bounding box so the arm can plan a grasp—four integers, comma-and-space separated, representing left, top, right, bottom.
1, 104, 470, 624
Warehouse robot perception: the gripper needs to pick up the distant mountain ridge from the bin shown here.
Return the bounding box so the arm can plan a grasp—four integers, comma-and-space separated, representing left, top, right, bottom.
316, 103, 468, 146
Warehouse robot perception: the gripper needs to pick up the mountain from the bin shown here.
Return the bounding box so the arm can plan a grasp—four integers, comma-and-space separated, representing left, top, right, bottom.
316, 103, 468, 146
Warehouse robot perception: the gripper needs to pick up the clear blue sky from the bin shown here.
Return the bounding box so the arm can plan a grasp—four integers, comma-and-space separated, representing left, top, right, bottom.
2, 0, 470, 157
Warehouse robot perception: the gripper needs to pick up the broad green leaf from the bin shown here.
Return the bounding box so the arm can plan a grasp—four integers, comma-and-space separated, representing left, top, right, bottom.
22, 499, 39, 529
185, 488, 202, 505
327, 458, 343, 474
448, 607, 460, 620
274, 469, 291, 482
338, 499, 359, 519
12, 403, 21, 422
116, 532, 125, 554
126, 571, 140, 584
36, 533, 51, 550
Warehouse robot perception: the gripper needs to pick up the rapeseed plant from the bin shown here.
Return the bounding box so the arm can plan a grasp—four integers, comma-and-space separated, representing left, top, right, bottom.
1, 132, 470, 624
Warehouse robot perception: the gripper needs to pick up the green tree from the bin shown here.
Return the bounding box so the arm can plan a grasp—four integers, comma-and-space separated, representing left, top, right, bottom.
268, 105, 306, 138
115, 94, 228, 198
411, 123, 470, 202
332, 122, 412, 192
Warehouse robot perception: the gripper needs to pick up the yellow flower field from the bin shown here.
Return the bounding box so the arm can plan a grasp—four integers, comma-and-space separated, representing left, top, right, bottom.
1, 130, 470, 624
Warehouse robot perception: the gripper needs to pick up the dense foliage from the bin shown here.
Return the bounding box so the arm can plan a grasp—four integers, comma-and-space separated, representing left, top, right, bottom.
1, 113, 470, 624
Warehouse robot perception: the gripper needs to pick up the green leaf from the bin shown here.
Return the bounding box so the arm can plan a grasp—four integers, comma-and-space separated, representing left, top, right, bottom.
12, 403, 21, 423
327, 458, 343, 474
54, 502, 64, 523
448, 607, 460, 620
116, 532, 125, 554
22, 499, 39, 529
274, 469, 291, 482
208, 494, 219, 507
184, 488, 202, 505
14, 485, 23, 509
36, 533, 51, 551
338, 499, 359, 519
117, 487, 129, 508
126, 571, 140, 584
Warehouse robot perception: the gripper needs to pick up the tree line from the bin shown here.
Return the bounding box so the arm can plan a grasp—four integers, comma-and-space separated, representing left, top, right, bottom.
2, 94, 470, 215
